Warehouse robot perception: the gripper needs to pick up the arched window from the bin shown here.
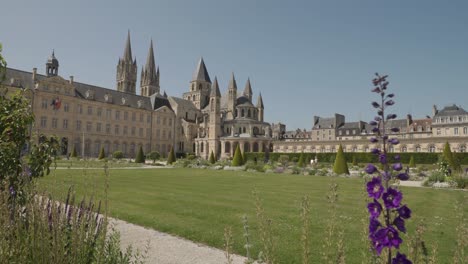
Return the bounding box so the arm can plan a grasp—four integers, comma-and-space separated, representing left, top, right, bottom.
247, 109, 251, 118
241, 109, 245, 117
429, 145, 436, 153
200, 142, 204, 152
198, 84, 202, 91
243, 127, 246, 133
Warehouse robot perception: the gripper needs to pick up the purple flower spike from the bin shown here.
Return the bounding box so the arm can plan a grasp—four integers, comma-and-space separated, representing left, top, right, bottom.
397, 173, 409, 181
385, 100, 395, 106
370, 137, 378, 143
387, 113, 397, 119
397, 205, 412, 219
367, 199, 383, 218
367, 177, 384, 199
388, 138, 399, 145
372, 127, 380, 133
379, 154, 387, 164
392, 163, 403, 171
373, 227, 402, 255
393, 217, 406, 233
391, 127, 400, 133
392, 252, 412, 264
365, 164, 378, 174
372, 87, 381, 93
372, 102, 380, 108
369, 217, 381, 233
374, 116, 382, 122
387, 93, 395, 98
369, 121, 378, 126
382, 187, 403, 208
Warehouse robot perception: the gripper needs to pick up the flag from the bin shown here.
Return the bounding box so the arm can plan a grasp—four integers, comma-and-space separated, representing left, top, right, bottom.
51, 97, 61, 110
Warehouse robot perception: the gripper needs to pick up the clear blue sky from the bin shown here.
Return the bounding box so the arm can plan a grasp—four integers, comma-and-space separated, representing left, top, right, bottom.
2, 0, 467, 130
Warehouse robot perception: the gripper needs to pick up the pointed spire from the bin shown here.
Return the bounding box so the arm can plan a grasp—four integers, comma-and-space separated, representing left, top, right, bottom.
228, 72, 237, 90
123, 30, 133, 62
257, 92, 264, 109
210, 77, 221, 97
192, 57, 211, 83
243, 78, 252, 97
163, 91, 168, 98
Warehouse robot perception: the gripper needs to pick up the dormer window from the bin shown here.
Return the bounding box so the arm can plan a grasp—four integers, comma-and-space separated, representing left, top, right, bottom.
104, 93, 112, 103
137, 100, 143, 108
121, 97, 127, 105
85, 89, 94, 99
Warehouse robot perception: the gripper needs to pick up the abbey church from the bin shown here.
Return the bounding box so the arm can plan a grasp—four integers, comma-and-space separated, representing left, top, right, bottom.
1, 32, 274, 159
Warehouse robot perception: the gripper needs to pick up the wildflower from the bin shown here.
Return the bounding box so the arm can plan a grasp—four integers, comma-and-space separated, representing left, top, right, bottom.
396, 173, 409, 181
367, 200, 383, 218
371, 148, 380, 155
387, 113, 397, 119
392, 163, 403, 171
391, 127, 400, 133
369, 217, 381, 233
382, 187, 402, 208
397, 205, 411, 219
370, 137, 379, 143
392, 252, 412, 264
385, 100, 395, 106
370, 121, 378, 126
367, 177, 384, 198
388, 138, 399, 145
379, 154, 387, 164
365, 164, 378, 174
372, 102, 380, 108
372, 227, 402, 255
393, 217, 406, 233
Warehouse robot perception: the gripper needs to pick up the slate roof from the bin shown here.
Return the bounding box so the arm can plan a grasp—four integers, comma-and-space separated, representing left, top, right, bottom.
168, 96, 198, 112
386, 119, 408, 129
313, 117, 336, 129
192, 58, 211, 83
2, 68, 44, 89
236, 95, 254, 107
434, 105, 468, 117
150, 92, 172, 110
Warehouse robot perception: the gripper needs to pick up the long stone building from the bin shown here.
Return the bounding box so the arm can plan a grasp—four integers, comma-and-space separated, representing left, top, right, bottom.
1, 32, 273, 159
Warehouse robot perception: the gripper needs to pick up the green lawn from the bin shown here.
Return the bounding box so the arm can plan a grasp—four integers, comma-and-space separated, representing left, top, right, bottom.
53, 159, 146, 168
38, 168, 466, 263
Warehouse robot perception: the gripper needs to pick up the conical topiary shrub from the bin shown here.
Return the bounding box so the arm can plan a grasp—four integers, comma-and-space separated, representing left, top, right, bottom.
209, 151, 216, 164
98, 146, 106, 160
231, 144, 243, 167
135, 145, 145, 163
408, 155, 416, 168
442, 142, 460, 171
352, 156, 358, 166
297, 152, 305, 167
333, 145, 349, 175
70, 146, 77, 158
167, 147, 176, 165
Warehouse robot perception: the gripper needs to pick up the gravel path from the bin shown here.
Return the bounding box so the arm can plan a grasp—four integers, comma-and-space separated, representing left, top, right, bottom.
397, 180, 423, 187
111, 218, 247, 264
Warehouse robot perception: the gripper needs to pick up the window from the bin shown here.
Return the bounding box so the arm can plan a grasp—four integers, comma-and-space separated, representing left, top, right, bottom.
454, 128, 459, 135
52, 118, 58, 129
97, 108, 102, 117
146, 128, 150, 137
87, 106, 92, 115
168, 118, 172, 126
163, 118, 167, 125
464, 127, 468, 134
139, 128, 143, 137
63, 119, 68, 129
64, 103, 69, 112
123, 126, 128, 135
96, 123, 102, 132
147, 115, 150, 123
76, 120, 81, 131
429, 145, 436, 153
157, 116, 161, 124
106, 124, 111, 134
168, 131, 172, 139
437, 129, 441, 135
86, 122, 92, 132
115, 110, 120, 120
132, 113, 136, 121
124, 111, 128, 120
156, 129, 160, 139
140, 113, 143, 122
41, 99, 48, 109
40, 116, 47, 128
115, 125, 120, 135
106, 109, 111, 119
162, 130, 166, 139
131, 127, 135, 136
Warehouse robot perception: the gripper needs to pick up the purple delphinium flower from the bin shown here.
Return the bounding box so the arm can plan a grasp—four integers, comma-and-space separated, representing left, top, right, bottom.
379, 154, 387, 164
391, 127, 400, 133
372, 102, 380, 108
387, 113, 397, 119
367, 200, 383, 218
397, 173, 409, 181
397, 205, 412, 219
392, 163, 403, 171
388, 138, 399, 145
365, 164, 378, 174
370, 121, 378, 126
372, 226, 403, 255
369, 217, 381, 233
367, 177, 384, 199
394, 154, 401, 161
370, 137, 379, 143
385, 100, 395, 106
382, 187, 403, 208
392, 252, 412, 264
372, 127, 380, 133
371, 148, 380, 155
393, 217, 406, 233
382, 171, 392, 181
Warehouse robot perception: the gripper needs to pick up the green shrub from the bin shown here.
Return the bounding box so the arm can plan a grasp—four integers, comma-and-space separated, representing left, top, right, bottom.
70, 146, 78, 158
333, 145, 349, 175
147, 151, 160, 163
352, 156, 357, 166
278, 155, 289, 167
297, 152, 305, 168
453, 176, 468, 189
187, 154, 196, 160
409, 155, 416, 168
135, 145, 145, 163
167, 147, 176, 165
113, 150, 123, 160
231, 145, 243, 167
98, 146, 106, 160
209, 151, 216, 164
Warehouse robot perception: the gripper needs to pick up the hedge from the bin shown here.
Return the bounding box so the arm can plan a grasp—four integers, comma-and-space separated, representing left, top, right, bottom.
243, 152, 468, 165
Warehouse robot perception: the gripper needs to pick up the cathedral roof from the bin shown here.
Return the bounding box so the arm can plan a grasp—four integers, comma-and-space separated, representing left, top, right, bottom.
434, 104, 467, 117
236, 96, 254, 107
192, 57, 211, 83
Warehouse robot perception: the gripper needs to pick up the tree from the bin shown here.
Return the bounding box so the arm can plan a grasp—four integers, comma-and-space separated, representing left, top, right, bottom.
442, 142, 460, 171
209, 151, 216, 164
231, 144, 243, 166
70, 146, 78, 158
147, 151, 160, 163
135, 145, 145, 163
113, 150, 123, 160
167, 147, 176, 165
333, 145, 349, 175
352, 156, 358, 166
297, 152, 305, 167
408, 155, 416, 168
98, 146, 106, 160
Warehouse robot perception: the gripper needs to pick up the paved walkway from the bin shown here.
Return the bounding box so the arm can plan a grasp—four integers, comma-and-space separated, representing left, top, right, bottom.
111, 218, 247, 264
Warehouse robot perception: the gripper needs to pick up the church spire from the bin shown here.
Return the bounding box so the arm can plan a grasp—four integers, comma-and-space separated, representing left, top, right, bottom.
210, 77, 221, 97
257, 92, 264, 109
192, 57, 211, 83
243, 78, 252, 100
123, 30, 133, 62
117, 31, 137, 94
228, 72, 237, 90
140, 39, 159, 96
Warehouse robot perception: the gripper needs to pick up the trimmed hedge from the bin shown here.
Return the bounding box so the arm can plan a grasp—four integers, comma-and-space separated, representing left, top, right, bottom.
243, 152, 468, 165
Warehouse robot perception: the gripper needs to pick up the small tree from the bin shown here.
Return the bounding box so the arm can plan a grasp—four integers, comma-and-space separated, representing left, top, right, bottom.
408, 155, 416, 168
98, 146, 106, 160
113, 150, 123, 160
297, 152, 305, 167
442, 142, 460, 171
278, 155, 289, 168
167, 147, 176, 165
231, 144, 243, 166
352, 156, 358, 166
147, 151, 160, 163
70, 146, 78, 158
333, 145, 349, 175
135, 145, 145, 163
209, 151, 216, 164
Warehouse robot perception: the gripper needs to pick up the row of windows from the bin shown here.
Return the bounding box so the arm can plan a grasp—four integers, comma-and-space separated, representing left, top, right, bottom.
434, 116, 468, 124
436, 127, 468, 135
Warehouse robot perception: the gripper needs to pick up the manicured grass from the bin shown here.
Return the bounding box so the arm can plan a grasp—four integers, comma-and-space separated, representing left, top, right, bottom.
38, 168, 466, 263
53, 159, 146, 168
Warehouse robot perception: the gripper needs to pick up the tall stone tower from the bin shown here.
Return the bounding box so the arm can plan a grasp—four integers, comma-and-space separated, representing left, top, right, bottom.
208, 77, 221, 158
140, 40, 160, 96
226, 72, 237, 120
257, 93, 264, 122
184, 58, 211, 109
116, 31, 137, 94
243, 78, 253, 101
46, 50, 59, 77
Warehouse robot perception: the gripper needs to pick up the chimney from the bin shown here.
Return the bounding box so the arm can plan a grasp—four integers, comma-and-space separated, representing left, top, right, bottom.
69, 76, 74, 85
406, 114, 413, 126
32, 68, 37, 82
